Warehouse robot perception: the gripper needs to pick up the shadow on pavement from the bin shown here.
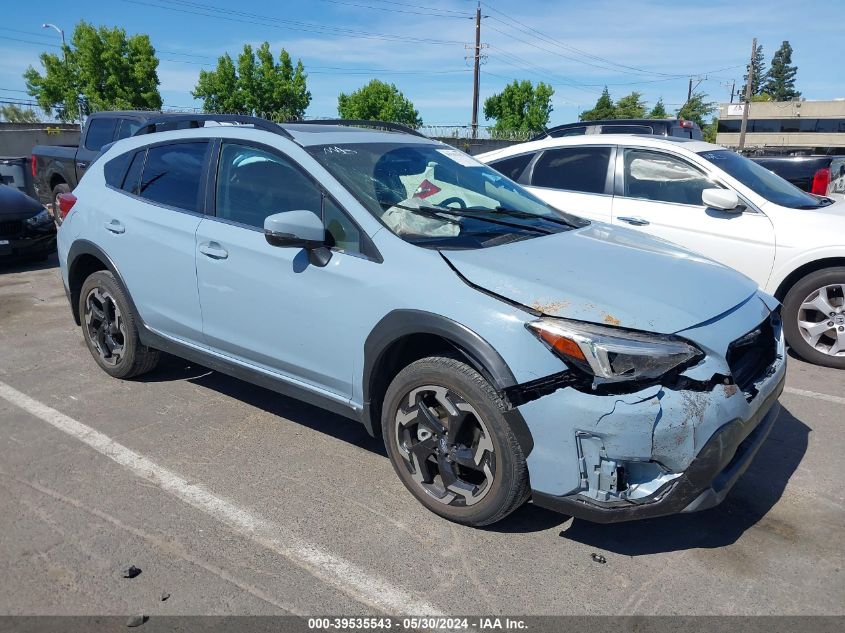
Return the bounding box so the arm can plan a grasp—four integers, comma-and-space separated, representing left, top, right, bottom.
139, 354, 387, 456
556, 406, 808, 553
0, 251, 58, 274
139, 356, 809, 544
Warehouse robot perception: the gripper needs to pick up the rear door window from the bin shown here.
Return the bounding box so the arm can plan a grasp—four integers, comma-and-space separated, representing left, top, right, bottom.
488, 153, 533, 182
139, 142, 209, 212
530, 146, 612, 194
84, 118, 118, 151
623, 149, 715, 205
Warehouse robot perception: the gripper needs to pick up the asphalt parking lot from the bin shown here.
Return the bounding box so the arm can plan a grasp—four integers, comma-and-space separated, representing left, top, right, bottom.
1, 254, 843, 617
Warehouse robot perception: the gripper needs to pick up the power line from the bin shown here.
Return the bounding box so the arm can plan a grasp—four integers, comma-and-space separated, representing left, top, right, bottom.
314, 0, 471, 18
122, 0, 464, 46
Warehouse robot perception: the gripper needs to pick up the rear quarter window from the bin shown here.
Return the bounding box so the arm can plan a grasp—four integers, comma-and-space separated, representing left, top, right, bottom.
104, 152, 133, 188
530, 146, 612, 193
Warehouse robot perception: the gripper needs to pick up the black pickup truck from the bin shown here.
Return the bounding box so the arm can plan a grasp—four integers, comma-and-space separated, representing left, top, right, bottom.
750, 154, 845, 197
31, 111, 150, 218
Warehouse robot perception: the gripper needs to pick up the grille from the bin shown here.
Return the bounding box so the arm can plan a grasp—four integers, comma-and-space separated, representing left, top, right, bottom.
726, 315, 777, 398
0, 220, 23, 237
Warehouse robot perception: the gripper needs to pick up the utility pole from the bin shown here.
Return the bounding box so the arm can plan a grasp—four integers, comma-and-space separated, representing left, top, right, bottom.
738, 37, 756, 151
470, 1, 482, 140
687, 77, 693, 103
730, 79, 736, 103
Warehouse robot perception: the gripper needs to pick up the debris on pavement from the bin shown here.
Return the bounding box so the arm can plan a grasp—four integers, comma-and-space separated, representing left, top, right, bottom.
122, 565, 142, 579
126, 615, 147, 627
160, 591, 170, 602
590, 553, 607, 564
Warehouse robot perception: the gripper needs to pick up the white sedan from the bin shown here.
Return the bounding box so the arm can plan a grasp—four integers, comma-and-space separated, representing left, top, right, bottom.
478, 135, 845, 368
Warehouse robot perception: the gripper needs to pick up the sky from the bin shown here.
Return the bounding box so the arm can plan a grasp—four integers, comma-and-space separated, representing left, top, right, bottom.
1, 0, 842, 128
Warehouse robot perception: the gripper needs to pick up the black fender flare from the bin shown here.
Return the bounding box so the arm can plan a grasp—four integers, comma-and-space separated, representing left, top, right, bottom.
362, 309, 533, 456
66, 239, 140, 327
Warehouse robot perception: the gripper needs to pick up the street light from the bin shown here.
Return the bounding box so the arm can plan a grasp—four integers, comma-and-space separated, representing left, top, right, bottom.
41, 23, 81, 129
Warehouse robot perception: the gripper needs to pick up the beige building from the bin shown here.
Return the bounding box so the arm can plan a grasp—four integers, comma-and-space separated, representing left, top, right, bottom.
716, 99, 845, 151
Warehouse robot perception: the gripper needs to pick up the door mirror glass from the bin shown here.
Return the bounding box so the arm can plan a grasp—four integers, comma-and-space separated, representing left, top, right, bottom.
264, 210, 326, 248
702, 188, 741, 212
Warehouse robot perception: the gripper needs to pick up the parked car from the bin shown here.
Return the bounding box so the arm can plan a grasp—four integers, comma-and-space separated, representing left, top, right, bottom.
532, 118, 703, 141
58, 115, 784, 527
0, 184, 56, 262
750, 154, 845, 197
32, 110, 208, 223
479, 135, 845, 369
1, 155, 37, 198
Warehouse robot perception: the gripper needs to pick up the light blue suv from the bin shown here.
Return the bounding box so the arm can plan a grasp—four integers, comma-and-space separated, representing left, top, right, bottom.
57, 115, 786, 527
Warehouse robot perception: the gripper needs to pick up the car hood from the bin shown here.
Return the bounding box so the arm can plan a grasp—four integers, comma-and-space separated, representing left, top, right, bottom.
441, 223, 759, 334
0, 184, 44, 219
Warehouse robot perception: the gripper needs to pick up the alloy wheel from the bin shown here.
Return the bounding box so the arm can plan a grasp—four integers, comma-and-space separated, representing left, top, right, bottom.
84, 288, 126, 366
394, 385, 495, 507
797, 283, 845, 357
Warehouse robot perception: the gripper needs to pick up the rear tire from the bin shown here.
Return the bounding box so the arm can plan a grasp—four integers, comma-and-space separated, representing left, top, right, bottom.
51, 183, 70, 226
783, 267, 845, 369
382, 356, 529, 527
79, 271, 160, 378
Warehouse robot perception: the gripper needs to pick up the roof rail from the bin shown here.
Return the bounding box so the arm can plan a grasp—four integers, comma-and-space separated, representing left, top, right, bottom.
290, 119, 427, 138
132, 114, 294, 140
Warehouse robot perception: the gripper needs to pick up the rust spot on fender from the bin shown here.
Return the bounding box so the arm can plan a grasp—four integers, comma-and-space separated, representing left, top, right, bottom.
603, 313, 621, 326
531, 299, 570, 314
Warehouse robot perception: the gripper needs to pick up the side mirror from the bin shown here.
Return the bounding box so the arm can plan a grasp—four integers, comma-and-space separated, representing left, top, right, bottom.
702, 188, 741, 212
264, 210, 325, 248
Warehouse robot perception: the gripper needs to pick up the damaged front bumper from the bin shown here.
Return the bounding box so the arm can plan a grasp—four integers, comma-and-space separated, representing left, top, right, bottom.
516, 293, 787, 523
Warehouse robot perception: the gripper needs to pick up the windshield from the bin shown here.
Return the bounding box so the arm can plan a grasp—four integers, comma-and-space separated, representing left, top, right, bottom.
698, 149, 831, 209
307, 142, 586, 249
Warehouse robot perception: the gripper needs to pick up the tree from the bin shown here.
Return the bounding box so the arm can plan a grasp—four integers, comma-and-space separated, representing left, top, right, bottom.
648, 98, 668, 118
739, 42, 766, 100
483, 80, 553, 135
337, 79, 421, 127
0, 104, 41, 123
614, 91, 647, 119
703, 116, 718, 143
579, 87, 615, 121
193, 42, 311, 121
24, 21, 161, 122
676, 91, 716, 128
763, 41, 800, 101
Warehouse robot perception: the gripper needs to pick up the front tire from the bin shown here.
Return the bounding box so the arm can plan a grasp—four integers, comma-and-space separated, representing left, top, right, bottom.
382, 356, 529, 526
79, 271, 160, 378
783, 267, 845, 369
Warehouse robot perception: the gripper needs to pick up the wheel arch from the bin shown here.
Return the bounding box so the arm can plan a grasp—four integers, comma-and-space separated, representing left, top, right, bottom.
67, 240, 139, 327
49, 171, 68, 192
362, 310, 533, 455
773, 257, 845, 301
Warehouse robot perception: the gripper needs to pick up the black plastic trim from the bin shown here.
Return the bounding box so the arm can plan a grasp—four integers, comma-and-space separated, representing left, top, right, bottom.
362, 310, 520, 432
66, 240, 140, 326
531, 373, 785, 523
139, 328, 361, 422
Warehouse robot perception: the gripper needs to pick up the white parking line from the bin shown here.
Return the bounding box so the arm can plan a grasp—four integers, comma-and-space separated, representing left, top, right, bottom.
0, 380, 441, 616
783, 387, 845, 406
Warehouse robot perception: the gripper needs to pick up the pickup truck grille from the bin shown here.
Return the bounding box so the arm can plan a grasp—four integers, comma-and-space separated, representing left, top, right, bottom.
726, 314, 777, 399
0, 220, 23, 237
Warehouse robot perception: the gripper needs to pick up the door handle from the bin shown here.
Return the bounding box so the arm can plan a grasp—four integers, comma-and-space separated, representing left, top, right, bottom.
618, 216, 650, 226
77, 161, 89, 170
199, 241, 228, 260
104, 219, 125, 234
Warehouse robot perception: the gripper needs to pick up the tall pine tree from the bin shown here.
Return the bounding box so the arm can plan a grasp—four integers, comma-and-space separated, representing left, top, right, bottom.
579, 87, 615, 121
763, 41, 800, 101
739, 43, 766, 100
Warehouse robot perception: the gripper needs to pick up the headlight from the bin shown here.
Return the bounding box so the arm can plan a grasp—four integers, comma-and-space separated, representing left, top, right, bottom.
526, 318, 702, 383
25, 209, 51, 227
